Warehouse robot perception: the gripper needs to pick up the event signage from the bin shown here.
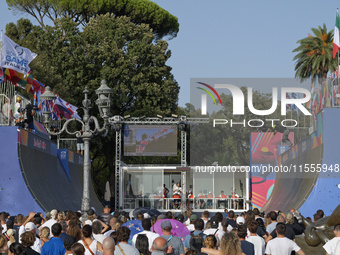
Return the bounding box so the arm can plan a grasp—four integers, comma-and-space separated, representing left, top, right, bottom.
0, 34, 37, 74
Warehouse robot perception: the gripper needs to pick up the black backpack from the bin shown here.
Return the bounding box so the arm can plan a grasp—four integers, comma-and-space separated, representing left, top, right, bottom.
189, 232, 205, 252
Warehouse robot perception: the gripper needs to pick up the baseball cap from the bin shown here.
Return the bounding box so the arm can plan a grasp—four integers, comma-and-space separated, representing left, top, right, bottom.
7, 229, 14, 237
161, 220, 172, 229
236, 217, 245, 225
50, 209, 58, 217
87, 209, 95, 216
190, 214, 197, 221
210, 216, 218, 228
157, 214, 166, 220
177, 214, 184, 222
143, 213, 150, 219
64, 235, 77, 250
25, 222, 36, 231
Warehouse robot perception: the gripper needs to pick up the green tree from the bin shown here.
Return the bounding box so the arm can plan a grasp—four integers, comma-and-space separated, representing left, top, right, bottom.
293, 24, 337, 82
5, 15, 179, 202
6, 0, 179, 39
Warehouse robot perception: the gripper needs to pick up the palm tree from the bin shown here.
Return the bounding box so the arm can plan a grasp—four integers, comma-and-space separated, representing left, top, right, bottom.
293, 24, 338, 82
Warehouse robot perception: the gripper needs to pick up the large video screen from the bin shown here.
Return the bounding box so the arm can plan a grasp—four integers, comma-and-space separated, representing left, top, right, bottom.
124, 125, 178, 156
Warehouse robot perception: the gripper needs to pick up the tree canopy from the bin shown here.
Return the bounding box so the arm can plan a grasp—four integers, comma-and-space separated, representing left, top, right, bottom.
6, 0, 179, 39
293, 24, 337, 82
5, 15, 180, 200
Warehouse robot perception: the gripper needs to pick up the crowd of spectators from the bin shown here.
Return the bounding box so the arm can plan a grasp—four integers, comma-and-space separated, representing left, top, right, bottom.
0, 206, 338, 255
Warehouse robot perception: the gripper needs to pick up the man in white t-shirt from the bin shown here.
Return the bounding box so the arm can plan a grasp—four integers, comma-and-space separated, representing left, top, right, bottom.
132, 219, 160, 251
203, 217, 225, 246
13, 97, 23, 120
265, 223, 305, 255
246, 221, 265, 255
39, 209, 58, 238
323, 224, 340, 255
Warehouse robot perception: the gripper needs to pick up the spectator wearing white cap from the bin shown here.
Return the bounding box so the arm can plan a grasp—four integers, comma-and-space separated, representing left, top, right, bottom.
237, 217, 245, 225
6, 229, 15, 247
18, 212, 40, 244
39, 210, 58, 238
132, 219, 159, 251
25, 222, 42, 253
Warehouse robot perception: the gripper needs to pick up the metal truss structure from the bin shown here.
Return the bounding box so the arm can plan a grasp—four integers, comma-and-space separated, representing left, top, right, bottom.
108, 116, 209, 211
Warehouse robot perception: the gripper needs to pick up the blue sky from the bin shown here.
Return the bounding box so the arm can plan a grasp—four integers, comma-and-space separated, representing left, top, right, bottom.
1, 1, 339, 106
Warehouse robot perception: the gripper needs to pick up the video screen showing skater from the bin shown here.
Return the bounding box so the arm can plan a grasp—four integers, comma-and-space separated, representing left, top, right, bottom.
124, 125, 178, 156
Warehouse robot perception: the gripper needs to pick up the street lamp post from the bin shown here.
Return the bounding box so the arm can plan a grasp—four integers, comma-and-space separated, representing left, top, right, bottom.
40, 80, 113, 215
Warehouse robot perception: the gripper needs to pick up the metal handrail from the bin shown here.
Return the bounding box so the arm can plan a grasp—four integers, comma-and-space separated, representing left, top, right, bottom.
123, 197, 246, 210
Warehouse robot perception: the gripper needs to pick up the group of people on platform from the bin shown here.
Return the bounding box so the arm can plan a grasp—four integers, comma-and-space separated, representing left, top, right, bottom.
141, 182, 242, 210
1, 96, 36, 131
0, 205, 338, 255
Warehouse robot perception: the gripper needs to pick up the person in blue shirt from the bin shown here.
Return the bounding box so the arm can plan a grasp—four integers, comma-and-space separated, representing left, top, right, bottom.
237, 224, 254, 255
41, 223, 66, 255
183, 219, 206, 253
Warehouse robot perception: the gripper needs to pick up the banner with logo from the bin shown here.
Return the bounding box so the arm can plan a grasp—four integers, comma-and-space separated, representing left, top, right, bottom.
57, 149, 71, 182
0, 34, 37, 74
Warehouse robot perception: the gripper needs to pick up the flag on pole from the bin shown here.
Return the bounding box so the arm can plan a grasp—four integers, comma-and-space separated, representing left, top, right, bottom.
0, 33, 37, 74
333, 8, 340, 58
53, 97, 81, 120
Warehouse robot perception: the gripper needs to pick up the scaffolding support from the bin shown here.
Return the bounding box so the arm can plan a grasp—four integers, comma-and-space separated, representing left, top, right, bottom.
109, 116, 209, 211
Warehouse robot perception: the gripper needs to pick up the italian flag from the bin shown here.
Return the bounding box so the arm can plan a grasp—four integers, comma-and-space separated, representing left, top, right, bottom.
333, 8, 340, 58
